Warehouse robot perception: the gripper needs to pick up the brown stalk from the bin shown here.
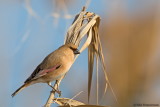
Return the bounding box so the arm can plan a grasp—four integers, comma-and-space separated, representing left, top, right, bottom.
45, 6, 114, 107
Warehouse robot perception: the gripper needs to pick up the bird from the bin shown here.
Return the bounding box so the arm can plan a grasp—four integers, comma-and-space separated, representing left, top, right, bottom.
11, 43, 80, 97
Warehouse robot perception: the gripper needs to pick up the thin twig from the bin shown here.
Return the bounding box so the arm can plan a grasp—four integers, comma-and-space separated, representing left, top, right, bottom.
66, 91, 83, 104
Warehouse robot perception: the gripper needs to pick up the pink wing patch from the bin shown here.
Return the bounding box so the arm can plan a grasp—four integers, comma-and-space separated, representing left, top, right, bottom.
38, 65, 61, 76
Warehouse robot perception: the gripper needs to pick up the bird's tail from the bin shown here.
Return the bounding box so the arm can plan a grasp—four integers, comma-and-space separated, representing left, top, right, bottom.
11, 83, 30, 97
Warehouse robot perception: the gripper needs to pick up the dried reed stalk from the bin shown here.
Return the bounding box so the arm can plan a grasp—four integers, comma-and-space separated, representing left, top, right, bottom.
44, 6, 116, 107
65, 6, 114, 103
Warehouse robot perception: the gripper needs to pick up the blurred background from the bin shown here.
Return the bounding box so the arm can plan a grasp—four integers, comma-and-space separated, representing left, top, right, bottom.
0, 0, 160, 107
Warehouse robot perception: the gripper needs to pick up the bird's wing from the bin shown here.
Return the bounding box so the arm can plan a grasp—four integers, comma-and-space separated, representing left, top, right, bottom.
24, 64, 61, 83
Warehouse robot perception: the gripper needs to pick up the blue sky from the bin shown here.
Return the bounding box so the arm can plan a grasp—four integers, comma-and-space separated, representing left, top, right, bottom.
1, 0, 160, 107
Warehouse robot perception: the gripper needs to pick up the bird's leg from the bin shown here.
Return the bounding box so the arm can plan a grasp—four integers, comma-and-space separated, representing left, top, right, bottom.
48, 82, 61, 97
55, 80, 62, 97
48, 82, 56, 90
55, 80, 60, 91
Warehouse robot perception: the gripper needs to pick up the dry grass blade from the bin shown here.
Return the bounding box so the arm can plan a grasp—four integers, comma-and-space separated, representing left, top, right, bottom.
93, 25, 117, 102
93, 25, 109, 92
54, 98, 85, 106
97, 28, 118, 102
64, 6, 117, 104
80, 28, 93, 53
76, 18, 96, 44
96, 53, 99, 105
65, 7, 86, 45
54, 91, 84, 106
74, 27, 93, 61
88, 41, 95, 102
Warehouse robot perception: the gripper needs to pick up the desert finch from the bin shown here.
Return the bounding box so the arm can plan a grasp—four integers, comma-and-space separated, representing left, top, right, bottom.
12, 43, 80, 97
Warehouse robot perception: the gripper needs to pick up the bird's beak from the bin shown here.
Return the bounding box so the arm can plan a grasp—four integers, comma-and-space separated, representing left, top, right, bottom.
74, 49, 80, 54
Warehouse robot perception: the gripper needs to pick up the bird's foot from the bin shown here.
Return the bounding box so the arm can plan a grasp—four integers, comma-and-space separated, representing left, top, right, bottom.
48, 82, 61, 97
51, 90, 61, 97
57, 90, 61, 97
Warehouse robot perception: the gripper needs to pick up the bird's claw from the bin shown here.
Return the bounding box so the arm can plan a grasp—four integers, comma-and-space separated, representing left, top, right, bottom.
50, 90, 61, 97
57, 90, 61, 97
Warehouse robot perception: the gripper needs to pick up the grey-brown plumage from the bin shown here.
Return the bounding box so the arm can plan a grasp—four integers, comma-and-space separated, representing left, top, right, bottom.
12, 43, 80, 97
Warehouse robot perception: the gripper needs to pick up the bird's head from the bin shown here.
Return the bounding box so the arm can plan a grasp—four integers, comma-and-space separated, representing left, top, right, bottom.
66, 43, 80, 55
